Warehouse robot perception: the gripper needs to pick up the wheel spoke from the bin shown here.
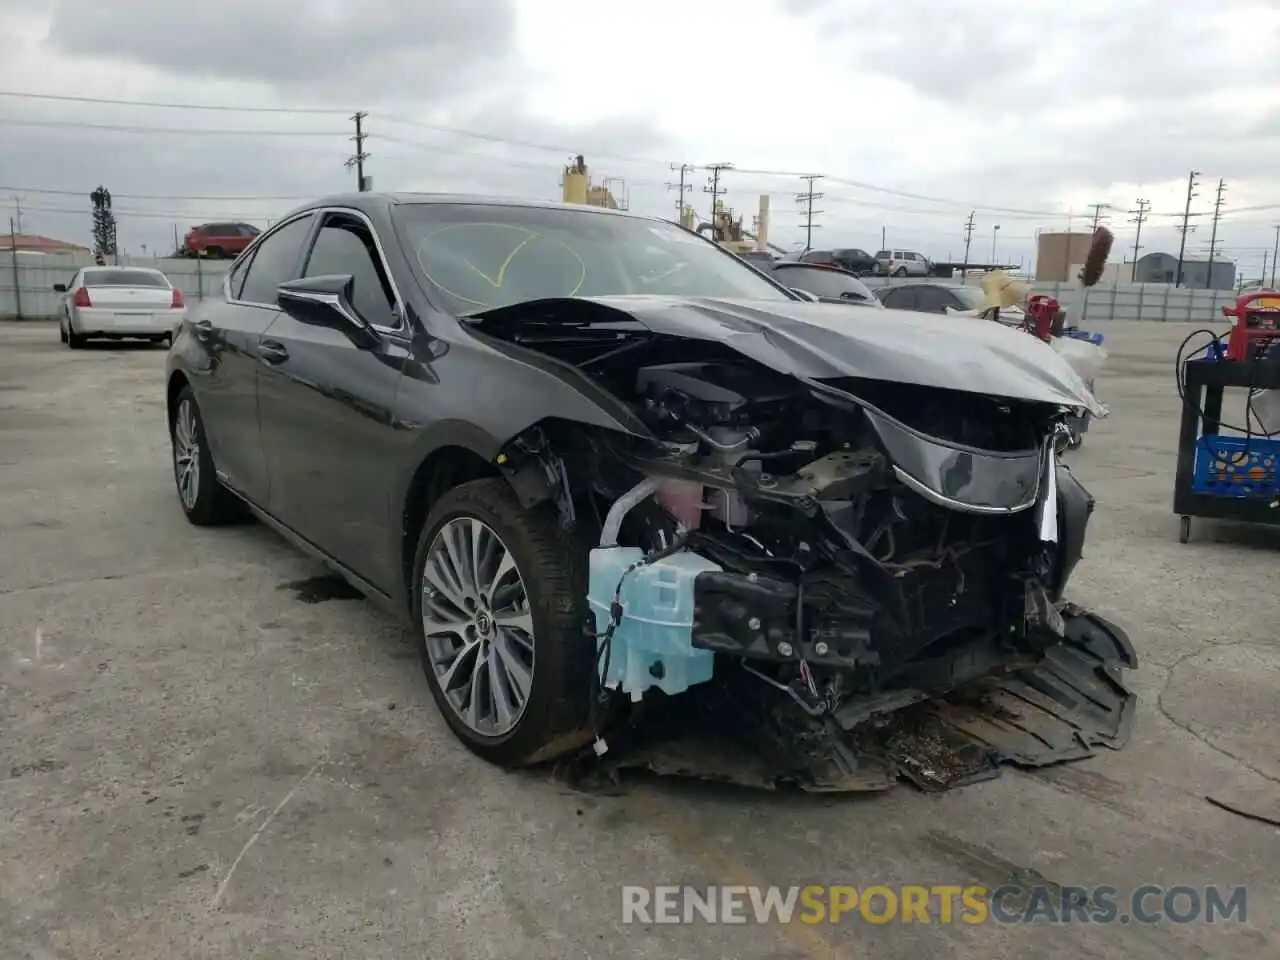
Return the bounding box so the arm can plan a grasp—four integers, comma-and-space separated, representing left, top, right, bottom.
494, 608, 533, 636
493, 632, 533, 701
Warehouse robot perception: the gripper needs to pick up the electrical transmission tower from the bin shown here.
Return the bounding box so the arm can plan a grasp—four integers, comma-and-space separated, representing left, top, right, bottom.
345, 111, 370, 191
961, 211, 976, 279
1088, 202, 1111, 230
1174, 170, 1201, 287
796, 175, 824, 252
666, 163, 695, 224
1128, 199, 1150, 281
703, 162, 734, 220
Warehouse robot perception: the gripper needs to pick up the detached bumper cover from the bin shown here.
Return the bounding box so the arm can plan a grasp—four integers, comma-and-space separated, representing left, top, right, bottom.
576, 604, 1136, 793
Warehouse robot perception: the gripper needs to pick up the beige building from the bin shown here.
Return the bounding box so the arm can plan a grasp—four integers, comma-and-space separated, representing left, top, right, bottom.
1035, 232, 1096, 282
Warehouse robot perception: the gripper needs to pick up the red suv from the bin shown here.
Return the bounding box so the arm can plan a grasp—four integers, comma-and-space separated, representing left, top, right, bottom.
183, 222, 261, 259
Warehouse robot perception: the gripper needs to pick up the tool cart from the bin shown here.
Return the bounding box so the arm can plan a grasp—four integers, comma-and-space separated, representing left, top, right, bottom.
1173, 292, 1280, 543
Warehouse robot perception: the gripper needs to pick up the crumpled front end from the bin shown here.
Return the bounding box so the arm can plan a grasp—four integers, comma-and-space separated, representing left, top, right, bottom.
471, 300, 1136, 793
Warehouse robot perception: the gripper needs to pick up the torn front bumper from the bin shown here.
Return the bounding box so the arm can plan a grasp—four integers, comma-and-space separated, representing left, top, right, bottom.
571, 604, 1136, 793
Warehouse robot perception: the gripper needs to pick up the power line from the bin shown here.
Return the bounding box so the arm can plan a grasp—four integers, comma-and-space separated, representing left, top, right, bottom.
0, 89, 348, 114
1088, 202, 1111, 230
1128, 199, 1151, 281
1174, 170, 1201, 288
796, 174, 823, 252
0, 89, 1088, 217
9, 88, 1280, 228
0, 116, 344, 136
0, 185, 313, 201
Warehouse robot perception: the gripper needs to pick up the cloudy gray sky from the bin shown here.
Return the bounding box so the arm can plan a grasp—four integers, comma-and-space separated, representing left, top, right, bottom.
2, 0, 1279, 277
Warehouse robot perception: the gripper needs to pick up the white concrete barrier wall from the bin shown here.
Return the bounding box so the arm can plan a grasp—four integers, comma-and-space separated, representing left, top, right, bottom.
859, 276, 1240, 324
0, 254, 234, 320
0, 251, 1242, 323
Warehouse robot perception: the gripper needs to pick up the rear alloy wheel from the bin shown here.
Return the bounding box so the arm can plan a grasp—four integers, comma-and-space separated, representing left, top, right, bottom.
894, 266, 908, 277
412, 478, 593, 767
170, 386, 246, 525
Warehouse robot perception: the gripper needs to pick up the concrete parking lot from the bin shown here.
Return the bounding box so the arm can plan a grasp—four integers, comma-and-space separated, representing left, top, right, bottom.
1, 319, 1277, 960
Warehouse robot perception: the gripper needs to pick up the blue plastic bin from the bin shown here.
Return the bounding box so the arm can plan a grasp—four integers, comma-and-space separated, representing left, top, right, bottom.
1191, 435, 1280, 498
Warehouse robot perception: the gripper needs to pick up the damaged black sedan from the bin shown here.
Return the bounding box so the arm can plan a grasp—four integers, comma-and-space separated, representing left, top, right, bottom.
166, 193, 1135, 793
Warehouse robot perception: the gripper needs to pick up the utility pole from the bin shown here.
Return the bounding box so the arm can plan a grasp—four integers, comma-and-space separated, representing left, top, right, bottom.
796, 174, 824, 253
1088, 202, 1111, 231
703, 162, 733, 223
346, 111, 370, 191
666, 163, 695, 224
961, 211, 975, 280
9, 217, 21, 320
1271, 224, 1279, 287
1205, 178, 1226, 290
1127, 199, 1150, 281
1174, 169, 1200, 287
11, 196, 22, 234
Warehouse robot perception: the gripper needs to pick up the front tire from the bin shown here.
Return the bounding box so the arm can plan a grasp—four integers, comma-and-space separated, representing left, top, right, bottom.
412, 478, 593, 767
170, 386, 245, 526
894, 266, 908, 277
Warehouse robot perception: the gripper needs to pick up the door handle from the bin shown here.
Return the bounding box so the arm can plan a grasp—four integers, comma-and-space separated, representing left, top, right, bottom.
258, 340, 289, 365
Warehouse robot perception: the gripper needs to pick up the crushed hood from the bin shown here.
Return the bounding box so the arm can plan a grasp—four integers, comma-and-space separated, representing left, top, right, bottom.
465, 295, 1104, 416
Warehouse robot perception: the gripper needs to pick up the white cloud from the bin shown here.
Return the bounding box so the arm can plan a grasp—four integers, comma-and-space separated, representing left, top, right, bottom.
0, 0, 1276, 278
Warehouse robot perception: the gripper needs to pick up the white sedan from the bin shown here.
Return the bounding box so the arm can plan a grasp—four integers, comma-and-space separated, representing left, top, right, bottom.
54, 266, 186, 348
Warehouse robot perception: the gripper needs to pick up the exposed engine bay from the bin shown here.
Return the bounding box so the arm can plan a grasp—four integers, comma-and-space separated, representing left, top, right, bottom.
471, 300, 1136, 793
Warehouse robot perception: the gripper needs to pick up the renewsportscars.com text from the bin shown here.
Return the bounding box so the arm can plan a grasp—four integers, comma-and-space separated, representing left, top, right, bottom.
621, 884, 1248, 926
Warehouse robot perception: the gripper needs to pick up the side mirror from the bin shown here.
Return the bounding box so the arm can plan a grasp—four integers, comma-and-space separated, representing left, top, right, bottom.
53, 283, 67, 293
276, 274, 381, 349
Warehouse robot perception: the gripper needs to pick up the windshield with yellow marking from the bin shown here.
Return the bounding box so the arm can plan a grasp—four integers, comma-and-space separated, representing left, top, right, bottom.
391, 203, 793, 314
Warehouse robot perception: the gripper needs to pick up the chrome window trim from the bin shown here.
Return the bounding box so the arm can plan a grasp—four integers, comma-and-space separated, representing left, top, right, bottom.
224, 206, 407, 335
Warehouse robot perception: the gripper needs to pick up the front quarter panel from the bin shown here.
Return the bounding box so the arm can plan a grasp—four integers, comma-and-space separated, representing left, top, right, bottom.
387, 313, 653, 554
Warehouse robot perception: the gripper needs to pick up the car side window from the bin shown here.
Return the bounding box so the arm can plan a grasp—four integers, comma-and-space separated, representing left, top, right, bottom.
302, 213, 398, 329
882, 287, 916, 310
238, 214, 315, 306
915, 287, 951, 312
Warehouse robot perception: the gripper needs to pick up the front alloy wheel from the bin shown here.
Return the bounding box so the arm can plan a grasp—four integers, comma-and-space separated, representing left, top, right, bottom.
421, 517, 535, 738
411, 478, 593, 767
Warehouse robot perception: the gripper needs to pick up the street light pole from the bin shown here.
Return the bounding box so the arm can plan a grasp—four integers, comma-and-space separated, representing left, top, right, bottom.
991, 225, 1001, 262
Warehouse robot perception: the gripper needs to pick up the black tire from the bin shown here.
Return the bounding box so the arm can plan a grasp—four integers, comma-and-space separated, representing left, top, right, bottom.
67, 328, 86, 348
894, 266, 908, 277
170, 385, 247, 526
205, 246, 224, 260
411, 477, 593, 767
59, 323, 67, 344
